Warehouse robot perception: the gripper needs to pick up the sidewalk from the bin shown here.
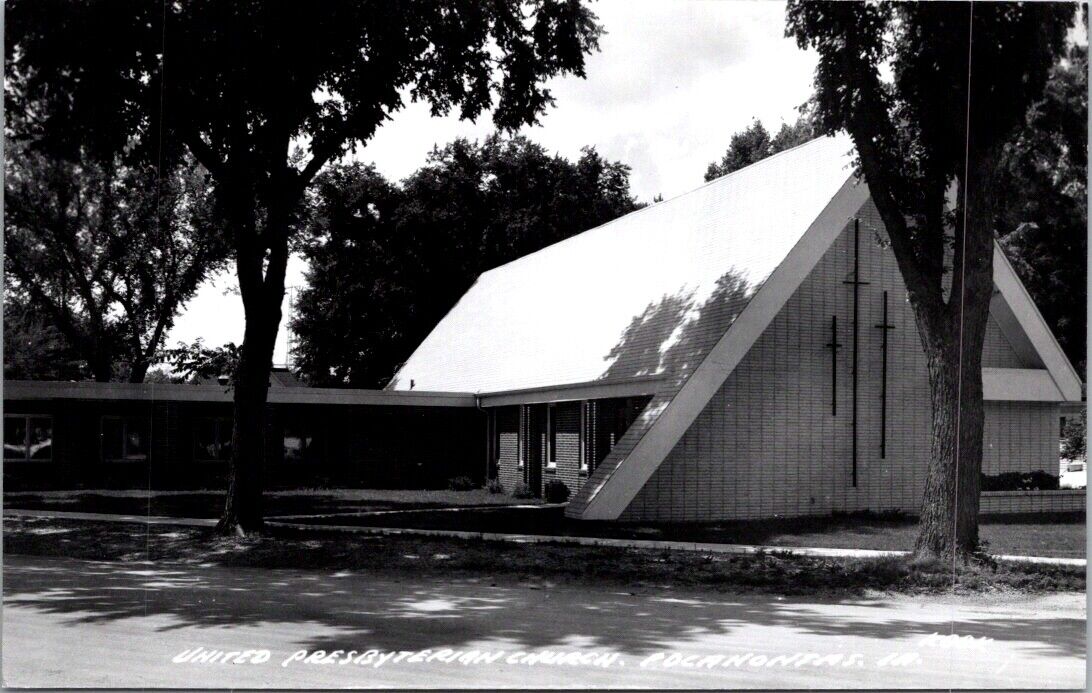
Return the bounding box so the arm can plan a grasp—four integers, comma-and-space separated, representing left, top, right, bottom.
5, 507, 1084, 567
5, 508, 217, 528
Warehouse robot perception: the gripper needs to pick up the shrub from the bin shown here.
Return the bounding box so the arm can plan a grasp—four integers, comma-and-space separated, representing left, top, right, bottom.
1062, 414, 1086, 461
544, 479, 570, 503
447, 475, 477, 491
981, 470, 1059, 492
486, 478, 505, 494
511, 481, 535, 499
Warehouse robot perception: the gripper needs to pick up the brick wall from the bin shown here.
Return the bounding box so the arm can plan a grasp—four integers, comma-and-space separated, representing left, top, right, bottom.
495, 397, 657, 501
495, 406, 523, 494
620, 198, 1061, 522
544, 402, 584, 495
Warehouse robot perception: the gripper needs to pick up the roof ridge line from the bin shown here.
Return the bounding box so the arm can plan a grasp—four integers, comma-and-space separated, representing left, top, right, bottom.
576, 174, 868, 519
476, 133, 852, 280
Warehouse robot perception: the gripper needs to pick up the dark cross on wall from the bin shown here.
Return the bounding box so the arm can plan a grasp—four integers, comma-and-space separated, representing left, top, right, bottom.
841, 218, 870, 488
824, 315, 843, 416
874, 290, 897, 459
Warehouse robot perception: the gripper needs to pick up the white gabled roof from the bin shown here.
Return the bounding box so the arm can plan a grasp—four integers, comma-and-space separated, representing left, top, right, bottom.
573, 202, 1084, 522
990, 243, 1083, 402
384, 129, 1081, 521
389, 134, 858, 393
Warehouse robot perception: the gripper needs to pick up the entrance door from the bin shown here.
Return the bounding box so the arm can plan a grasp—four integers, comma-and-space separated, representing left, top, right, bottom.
525, 405, 545, 497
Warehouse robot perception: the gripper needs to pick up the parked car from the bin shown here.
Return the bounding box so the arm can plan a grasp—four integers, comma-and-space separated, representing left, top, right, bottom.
1060, 460, 1086, 489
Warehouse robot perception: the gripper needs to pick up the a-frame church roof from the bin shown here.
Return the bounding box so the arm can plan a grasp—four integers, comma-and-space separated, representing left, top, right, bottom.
390, 133, 1080, 409
390, 134, 860, 394
389, 132, 1081, 521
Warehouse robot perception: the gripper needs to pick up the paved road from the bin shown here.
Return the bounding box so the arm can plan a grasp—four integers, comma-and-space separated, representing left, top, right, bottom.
2, 554, 1085, 688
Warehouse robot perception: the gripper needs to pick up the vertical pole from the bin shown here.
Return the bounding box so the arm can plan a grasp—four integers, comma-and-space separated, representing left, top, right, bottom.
842, 218, 868, 488
875, 290, 896, 459
825, 316, 843, 416
485, 405, 493, 482
879, 292, 888, 458
589, 401, 597, 473
832, 316, 839, 417
520, 405, 528, 485
851, 220, 859, 487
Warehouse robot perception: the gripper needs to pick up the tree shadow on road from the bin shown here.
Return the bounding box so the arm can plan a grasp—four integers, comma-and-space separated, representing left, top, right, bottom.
3, 556, 1083, 662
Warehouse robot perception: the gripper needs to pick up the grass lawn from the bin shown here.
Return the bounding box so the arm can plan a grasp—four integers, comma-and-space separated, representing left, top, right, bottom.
291, 506, 1087, 558
3, 488, 535, 519
7, 489, 1083, 557
2, 515, 1084, 596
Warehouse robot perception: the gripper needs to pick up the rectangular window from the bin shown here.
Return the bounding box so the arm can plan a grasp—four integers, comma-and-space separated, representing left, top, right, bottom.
547, 404, 558, 469
4, 415, 52, 461
194, 418, 232, 462
4, 416, 28, 460
102, 417, 150, 462
283, 426, 313, 463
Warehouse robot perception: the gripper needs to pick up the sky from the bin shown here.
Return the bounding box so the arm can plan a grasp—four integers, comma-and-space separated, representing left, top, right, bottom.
167, 0, 818, 366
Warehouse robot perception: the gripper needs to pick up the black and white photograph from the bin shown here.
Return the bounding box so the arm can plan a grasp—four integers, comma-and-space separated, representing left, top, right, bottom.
1, 0, 1088, 689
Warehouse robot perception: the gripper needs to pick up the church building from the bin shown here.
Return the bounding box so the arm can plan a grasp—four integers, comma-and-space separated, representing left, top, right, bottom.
390, 134, 1084, 522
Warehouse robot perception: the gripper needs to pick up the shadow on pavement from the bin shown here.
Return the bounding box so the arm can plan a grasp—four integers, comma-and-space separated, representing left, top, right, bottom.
3, 556, 1084, 660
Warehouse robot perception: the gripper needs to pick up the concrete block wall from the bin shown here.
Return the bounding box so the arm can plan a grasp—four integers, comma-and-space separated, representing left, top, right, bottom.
621, 198, 1060, 522
983, 317, 1027, 369
980, 489, 1085, 514
982, 401, 1061, 477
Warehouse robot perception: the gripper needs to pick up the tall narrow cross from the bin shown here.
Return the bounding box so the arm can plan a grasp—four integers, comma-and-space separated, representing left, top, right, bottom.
874, 290, 897, 459
842, 218, 870, 487
824, 315, 843, 416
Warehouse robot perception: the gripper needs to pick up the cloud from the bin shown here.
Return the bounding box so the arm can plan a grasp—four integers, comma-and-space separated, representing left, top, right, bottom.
555, 1, 755, 108
354, 1, 816, 200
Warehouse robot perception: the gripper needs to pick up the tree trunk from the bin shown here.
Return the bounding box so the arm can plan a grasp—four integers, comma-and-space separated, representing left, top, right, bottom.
216, 291, 284, 534
216, 193, 292, 536
913, 154, 998, 560
128, 361, 150, 383
914, 330, 987, 558
90, 351, 113, 382
127, 313, 171, 383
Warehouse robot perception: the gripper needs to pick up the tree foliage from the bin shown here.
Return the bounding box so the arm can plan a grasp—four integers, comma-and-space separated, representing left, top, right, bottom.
3, 297, 86, 381
997, 44, 1087, 373
1062, 414, 1086, 463
704, 116, 815, 181
4, 142, 228, 382
293, 134, 639, 388
786, 1, 1074, 558
5, 0, 603, 533
160, 339, 241, 384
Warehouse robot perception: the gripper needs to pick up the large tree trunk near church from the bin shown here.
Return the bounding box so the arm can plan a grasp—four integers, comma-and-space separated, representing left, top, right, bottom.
912, 154, 998, 560
216, 182, 292, 536
914, 324, 988, 557
217, 324, 278, 535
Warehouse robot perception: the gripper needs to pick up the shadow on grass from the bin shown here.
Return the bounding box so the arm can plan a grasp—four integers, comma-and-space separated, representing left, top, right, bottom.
3, 553, 1085, 661
297, 507, 1086, 558
2, 489, 528, 520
